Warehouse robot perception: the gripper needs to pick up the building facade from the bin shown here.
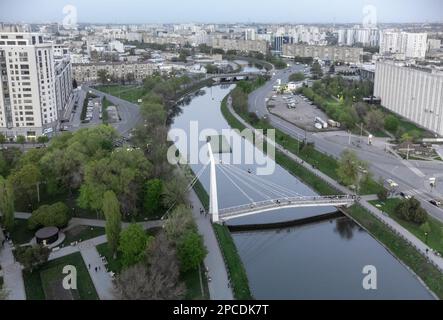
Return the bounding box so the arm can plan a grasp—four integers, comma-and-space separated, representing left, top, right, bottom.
72, 61, 156, 83
0, 32, 72, 139
374, 61, 443, 136
379, 32, 428, 59
210, 38, 268, 54
282, 44, 363, 63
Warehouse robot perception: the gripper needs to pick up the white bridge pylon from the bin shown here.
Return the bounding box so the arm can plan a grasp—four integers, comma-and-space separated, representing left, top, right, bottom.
206, 142, 355, 224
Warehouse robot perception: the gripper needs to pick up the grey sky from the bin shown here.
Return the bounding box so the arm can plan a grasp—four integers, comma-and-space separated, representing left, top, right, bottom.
1, 0, 442, 24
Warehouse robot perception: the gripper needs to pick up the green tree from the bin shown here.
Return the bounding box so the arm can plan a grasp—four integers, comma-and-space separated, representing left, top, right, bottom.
0, 176, 15, 231
395, 197, 428, 225
177, 230, 207, 272
289, 72, 305, 82
162, 172, 190, 211
364, 109, 385, 132
102, 190, 122, 256
16, 135, 26, 150
28, 202, 70, 230
118, 224, 152, 268
97, 69, 109, 84
9, 164, 41, 207
15, 245, 50, 272
0, 133, 6, 147
164, 204, 196, 243
37, 135, 49, 145
336, 149, 368, 193
144, 179, 163, 217
311, 61, 323, 79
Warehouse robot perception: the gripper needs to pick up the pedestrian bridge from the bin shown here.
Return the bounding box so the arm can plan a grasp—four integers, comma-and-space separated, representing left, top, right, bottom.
202, 140, 356, 224
218, 195, 355, 221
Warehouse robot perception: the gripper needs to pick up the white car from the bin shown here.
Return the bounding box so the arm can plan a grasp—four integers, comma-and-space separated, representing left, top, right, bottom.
385, 179, 399, 188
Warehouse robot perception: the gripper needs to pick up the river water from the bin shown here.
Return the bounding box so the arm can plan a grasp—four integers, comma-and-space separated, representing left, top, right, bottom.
170, 83, 434, 300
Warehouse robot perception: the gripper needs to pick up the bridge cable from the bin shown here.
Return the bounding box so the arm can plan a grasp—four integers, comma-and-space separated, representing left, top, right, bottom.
221, 163, 303, 198
220, 163, 302, 197
216, 165, 256, 204
218, 165, 273, 200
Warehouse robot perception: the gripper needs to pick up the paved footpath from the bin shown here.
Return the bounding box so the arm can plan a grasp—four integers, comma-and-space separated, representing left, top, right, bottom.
189, 189, 234, 300
0, 242, 26, 300
78, 240, 116, 300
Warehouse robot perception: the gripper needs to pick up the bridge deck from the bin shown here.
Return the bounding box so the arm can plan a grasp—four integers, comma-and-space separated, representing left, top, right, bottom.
218, 195, 355, 221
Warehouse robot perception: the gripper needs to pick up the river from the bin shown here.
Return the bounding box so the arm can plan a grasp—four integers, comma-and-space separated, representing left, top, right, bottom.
170, 83, 434, 300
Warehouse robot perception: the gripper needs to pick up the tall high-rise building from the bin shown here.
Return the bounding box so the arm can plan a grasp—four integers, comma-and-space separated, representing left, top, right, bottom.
374, 61, 443, 135
379, 31, 428, 59
0, 32, 73, 139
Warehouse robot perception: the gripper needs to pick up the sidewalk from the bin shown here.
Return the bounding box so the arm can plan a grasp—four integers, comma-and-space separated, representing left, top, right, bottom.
78, 241, 116, 300
0, 242, 26, 300
189, 189, 234, 300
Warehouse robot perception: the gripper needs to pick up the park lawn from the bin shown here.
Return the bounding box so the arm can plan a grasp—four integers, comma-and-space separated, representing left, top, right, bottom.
9, 219, 34, 245
369, 198, 443, 255
95, 85, 146, 103
212, 224, 252, 300
345, 204, 443, 299
24, 252, 98, 300
63, 225, 105, 245
182, 265, 210, 300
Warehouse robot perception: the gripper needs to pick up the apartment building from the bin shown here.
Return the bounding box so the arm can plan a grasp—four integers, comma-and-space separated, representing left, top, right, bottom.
210, 38, 268, 54
0, 32, 72, 139
379, 31, 428, 59
282, 44, 363, 63
374, 60, 443, 136
72, 61, 157, 83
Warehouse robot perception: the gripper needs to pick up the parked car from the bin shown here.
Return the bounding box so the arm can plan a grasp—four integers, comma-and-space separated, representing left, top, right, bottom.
430, 199, 441, 207
400, 192, 412, 200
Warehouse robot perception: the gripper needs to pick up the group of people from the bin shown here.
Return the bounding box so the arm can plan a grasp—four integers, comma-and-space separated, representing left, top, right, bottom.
88, 263, 102, 273
199, 208, 208, 217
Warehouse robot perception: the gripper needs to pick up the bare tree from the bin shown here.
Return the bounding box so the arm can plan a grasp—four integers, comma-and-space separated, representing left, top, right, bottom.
115, 232, 186, 300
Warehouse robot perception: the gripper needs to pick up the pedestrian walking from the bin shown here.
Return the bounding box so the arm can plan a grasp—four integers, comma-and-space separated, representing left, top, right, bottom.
88, 264, 91, 269
95, 267, 98, 272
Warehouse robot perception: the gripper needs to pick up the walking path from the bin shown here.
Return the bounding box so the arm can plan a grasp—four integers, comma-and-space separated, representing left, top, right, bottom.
78, 241, 116, 300
0, 242, 26, 300
189, 189, 233, 300
227, 98, 443, 273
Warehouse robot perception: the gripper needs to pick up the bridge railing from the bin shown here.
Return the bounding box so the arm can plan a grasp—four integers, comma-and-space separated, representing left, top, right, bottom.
219, 195, 356, 217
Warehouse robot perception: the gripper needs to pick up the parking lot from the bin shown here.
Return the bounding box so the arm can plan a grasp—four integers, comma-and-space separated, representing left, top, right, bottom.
266, 93, 339, 132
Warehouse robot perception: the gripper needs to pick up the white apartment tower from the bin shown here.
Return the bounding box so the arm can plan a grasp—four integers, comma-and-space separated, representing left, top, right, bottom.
379, 31, 428, 59
0, 32, 72, 139
374, 61, 443, 136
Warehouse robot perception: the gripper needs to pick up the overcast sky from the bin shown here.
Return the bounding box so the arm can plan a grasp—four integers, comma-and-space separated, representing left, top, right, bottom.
1, 0, 442, 24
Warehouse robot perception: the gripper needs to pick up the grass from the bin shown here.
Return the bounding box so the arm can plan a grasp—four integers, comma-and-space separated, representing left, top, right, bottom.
96, 242, 123, 275
182, 265, 210, 300
213, 224, 252, 300
369, 198, 443, 255
9, 219, 34, 245
95, 85, 146, 103
63, 225, 105, 245
23, 252, 98, 300
345, 204, 443, 299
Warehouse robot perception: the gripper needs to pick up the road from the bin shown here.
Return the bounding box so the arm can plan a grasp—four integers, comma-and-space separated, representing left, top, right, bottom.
248, 63, 443, 222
